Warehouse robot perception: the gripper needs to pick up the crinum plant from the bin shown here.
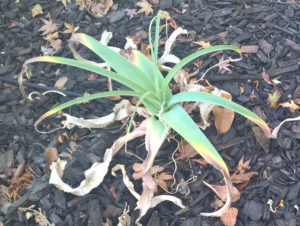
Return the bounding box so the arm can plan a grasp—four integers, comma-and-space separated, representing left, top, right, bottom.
19, 10, 272, 217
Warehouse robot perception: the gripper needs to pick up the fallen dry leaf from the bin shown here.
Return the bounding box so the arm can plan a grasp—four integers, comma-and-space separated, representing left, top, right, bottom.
177, 139, 198, 160
31, 4, 43, 18
62, 22, 79, 34
261, 70, 271, 84
45, 147, 58, 173
279, 100, 300, 115
240, 45, 259, 54
212, 105, 234, 134
54, 76, 68, 89
133, 163, 164, 180
218, 55, 232, 73
220, 207, 238, 226
44, 32, 59, 42
237, 156, 251, 174
57, 0, 71, 8
49, 148, 112, 196
125, 8, 138, 19
268, 89, 281, 109
231, 172, 258, 184
193, 40, 211, 48
50, 39, 62, 51
39, 19, 58, 36
251, 126, 270, 153
155, 172, 173, 192
137, 0, 153, 16
203, 181, 241, 203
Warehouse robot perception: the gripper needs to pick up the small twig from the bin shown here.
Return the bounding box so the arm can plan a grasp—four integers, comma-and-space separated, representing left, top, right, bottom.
196, 56, 242, 82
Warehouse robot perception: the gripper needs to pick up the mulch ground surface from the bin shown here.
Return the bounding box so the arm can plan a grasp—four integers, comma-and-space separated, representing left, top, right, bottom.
1, 0, 300, 225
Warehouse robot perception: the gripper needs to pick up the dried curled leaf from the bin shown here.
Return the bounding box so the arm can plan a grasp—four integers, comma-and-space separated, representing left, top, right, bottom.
203, 181, 241, 203
220, 207, 238, 226
31, 4, 43, 18
39, 19, 58, 36
137, 0, 153, 16
279, 100, 300, 114
49, 148, 112, 196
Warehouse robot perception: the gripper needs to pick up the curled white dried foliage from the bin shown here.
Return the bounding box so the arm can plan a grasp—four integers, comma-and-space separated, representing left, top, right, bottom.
61, 100, 150, 130
112, 164, 186, 224
124, 37, 137, 50
112, 164, 140, 199
49, 121, 147, 196
158, 27, 187, 66
49, 148, 112, 196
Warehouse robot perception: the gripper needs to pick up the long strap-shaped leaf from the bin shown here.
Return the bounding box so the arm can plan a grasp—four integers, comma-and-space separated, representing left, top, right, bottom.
70, 33, 156, 92
22, 56, 146, 93
132, 50, 172, 100
137, 117, 169, 218
161, 45, 241, 100
35, 90, 142, 133
160, 104, 232, 216
166, 91, 272, 136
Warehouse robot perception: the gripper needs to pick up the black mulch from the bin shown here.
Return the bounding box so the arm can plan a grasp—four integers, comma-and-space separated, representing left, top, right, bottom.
1, 0, 300, 225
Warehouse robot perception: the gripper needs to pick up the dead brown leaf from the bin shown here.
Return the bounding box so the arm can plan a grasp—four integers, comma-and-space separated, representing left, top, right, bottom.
251, 125, 270, 153
50, 39, 62, 51
177, 139, 198, 160
31, 4, 43, 18
237, 156, 251, 174
45, 147, 58, 173
44, 32, 59, 42
231, 172, 258, 184
279, 100, 300, 115
86, 0, 113, 17
140, 43, 152, 60
241, 45, 259, 54
212, 106, 234, 134
125, 8, 138, 19
212, 91, 234, 134
54, 76, 68, 89
220, 207, 238, 226
39, 19, 58, 36
62, 22, 79, 34
137, 0, 153, 16
155, 172, 173, 192
193, 40, 211, 48
132, 163, 164, 180
203, 181, 241, 202
261, 70, 271, 84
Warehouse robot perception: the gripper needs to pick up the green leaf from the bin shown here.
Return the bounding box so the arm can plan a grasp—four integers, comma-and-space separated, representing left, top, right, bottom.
161, 45, 241, 100
161, 104, 233, 217
70, 33, 156, 92
161, 104, 229, 175
166, 91, 272, 136
23, 56, 146, 93
41, 90, 141, 119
